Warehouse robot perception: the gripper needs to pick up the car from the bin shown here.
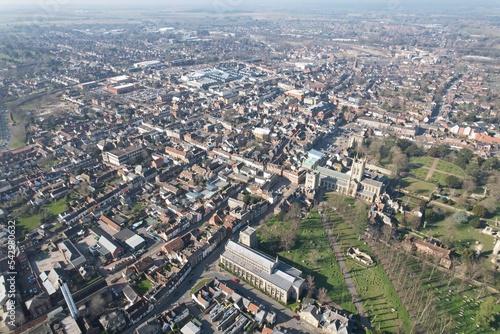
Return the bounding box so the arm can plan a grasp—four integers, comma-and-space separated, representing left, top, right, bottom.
293, 316, 300, 320
232, 278, 240, 283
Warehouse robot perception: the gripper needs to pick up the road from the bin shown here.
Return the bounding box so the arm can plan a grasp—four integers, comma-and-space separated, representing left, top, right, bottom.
0, 109, 11, 150
319, 209, 372, 330
123, 183, 298, 333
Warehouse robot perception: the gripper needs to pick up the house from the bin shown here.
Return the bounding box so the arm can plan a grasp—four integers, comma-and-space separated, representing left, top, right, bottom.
180, 321, 202, 334
123, 284, 139, 304
135, 317, 162, 334
299, 304, 321, 327
124, 298, 154, 324
25, 293, 51, 317
91, 235, 124, 260
39, 268, 67, 295
99, 311, 127, 333
57, 240, 87, 269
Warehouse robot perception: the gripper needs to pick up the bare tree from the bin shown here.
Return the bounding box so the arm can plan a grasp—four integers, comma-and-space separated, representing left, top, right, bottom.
305, 275, 316, 297
317, 287, 330, 305
280, 230, 297, 251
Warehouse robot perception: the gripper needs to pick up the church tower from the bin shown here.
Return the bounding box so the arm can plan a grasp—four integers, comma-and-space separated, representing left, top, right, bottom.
351, 157, 366, 182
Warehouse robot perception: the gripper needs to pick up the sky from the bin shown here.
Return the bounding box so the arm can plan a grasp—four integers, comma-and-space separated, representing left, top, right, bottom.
0, 0, 498, 11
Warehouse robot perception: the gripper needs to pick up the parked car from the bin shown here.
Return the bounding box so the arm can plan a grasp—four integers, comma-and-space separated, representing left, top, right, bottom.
232, 278, 240, 283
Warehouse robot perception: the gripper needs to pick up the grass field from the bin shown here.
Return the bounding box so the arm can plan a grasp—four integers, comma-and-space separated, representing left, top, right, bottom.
401, 178, 435, 197
408, 167, 429, 180
420, 208, 495, 255
436, 160, 465, 177
17, 215, 42, 233
46, 198, 67, 216
326, 196, 412, 333
258, 211, 355, 313
409, 156, 435, 168
17, 199, 67, 234
136, 278, 153, 295
385, 246, 497, 334
429, 171, 450, 185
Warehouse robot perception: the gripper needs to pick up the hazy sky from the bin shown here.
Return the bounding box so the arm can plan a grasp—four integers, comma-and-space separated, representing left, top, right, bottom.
1, 0, 498, 11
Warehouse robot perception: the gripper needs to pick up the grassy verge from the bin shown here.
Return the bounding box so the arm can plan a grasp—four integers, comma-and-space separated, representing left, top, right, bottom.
257, 211, 355, 313
190, 278, 213, 295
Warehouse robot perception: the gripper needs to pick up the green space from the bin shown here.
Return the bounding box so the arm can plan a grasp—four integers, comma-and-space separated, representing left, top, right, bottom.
257, 210, 355, 313
378, 244, 498, 334
136, 278, 153, 295
190, 278, 213, 295
409, 156, 435, 168
408, 166, 429, 180
47, 198, 67, 216
420, 208, 495, 255
16, 199, 67, 235
17, 215, 42, 232
326, 195, 412, 333
436, 160, 465, 177
429, 171, 450, 185
401, 178, 435, 197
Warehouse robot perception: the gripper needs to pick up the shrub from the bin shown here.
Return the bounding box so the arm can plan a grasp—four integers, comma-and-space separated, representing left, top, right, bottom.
452, 211, 469, 224
472, 205, 487, 218
469, 217, 482, 229
444, 175, 462, 189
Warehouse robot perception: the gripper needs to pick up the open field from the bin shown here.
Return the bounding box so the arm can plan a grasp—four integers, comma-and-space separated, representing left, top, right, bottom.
408, 166, 429, 180
436, 160, 465, 177
326, 195, 412, 333
257, 211, 355, 313
401, 178, 435, 197
409, 156, 435, 168
420, 208, 495, 255
376, 243, 499, 334
17, 199, 67, 235
430, 171, 450, 185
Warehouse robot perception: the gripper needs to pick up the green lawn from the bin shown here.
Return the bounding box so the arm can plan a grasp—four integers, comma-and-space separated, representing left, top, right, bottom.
17, 215, 42, 232
401, 178, 435, 197
258, 211, 355, 313
409, 156, 435, 168
408, 166, 429, 180
436, 160, 465, 177
17, 199, 67, 235
47, 199, 67, 216
421, 207, 495, 255
325, 202, 412, 333
429, 171, 450, 186
136, 278, 153, 295
386, 246, 497, 333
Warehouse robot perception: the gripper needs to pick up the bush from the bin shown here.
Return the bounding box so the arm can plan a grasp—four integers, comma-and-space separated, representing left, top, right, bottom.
469, 217, 482, 229
424, 208, 437, 223
444, 175, 462, 189
472, 205, 487, 218
453, 211, 469, 224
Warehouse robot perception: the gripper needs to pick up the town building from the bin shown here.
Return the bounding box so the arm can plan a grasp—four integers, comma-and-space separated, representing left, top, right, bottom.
219, 227, 305, 303
313, 158, 384, 203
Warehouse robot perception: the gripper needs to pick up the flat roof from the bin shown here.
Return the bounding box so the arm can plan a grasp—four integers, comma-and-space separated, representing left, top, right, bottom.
126, 234, 145, 249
